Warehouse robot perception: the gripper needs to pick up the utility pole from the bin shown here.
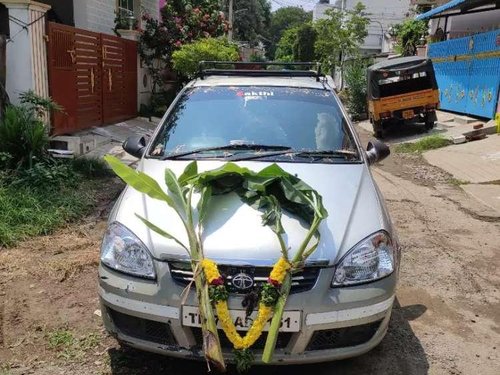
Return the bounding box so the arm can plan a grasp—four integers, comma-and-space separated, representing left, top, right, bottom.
228, 0, 234, 41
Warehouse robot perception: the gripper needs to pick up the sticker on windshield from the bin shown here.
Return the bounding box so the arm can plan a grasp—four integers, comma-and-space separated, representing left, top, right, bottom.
237, 90, 274, 98
237, 90, 274, 106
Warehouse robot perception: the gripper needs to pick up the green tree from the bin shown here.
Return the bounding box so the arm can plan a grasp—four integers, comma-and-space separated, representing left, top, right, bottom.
294, 23, 317, 62
393, 19, 428, 56
274, 27, 298, 62
274, 23, 316, 63
268, 6, 312, 59
314, 2, 369, 86
232, 0, 272, 46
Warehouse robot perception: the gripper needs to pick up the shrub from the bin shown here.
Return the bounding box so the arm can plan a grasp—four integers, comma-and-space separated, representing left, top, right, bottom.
13, 161, 77, 189
69, 157, 111, 178
19, 90, 63, 119
0, 105, 48, 168
344, 58, 370, 119
172, 38, 240, 79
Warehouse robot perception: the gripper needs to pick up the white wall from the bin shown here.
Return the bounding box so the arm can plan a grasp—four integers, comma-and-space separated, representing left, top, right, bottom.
73, 0, 160, 35
141, 0, 159, 19
73, 0, 115, 35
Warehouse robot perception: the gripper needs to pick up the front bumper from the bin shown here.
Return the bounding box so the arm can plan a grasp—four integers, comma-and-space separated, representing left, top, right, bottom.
98, 263, 396, 364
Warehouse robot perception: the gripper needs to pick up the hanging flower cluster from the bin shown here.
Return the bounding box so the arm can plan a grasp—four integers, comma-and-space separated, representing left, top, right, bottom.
201, 257, 291, 365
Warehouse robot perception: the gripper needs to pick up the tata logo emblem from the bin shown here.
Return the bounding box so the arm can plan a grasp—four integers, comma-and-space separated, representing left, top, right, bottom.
232, 273, 254, 290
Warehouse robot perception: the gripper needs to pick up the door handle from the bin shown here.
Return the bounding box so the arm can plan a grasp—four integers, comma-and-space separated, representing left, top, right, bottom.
90, 67, 95, 93
108, 68, 112, 92
67, 49, 76, 64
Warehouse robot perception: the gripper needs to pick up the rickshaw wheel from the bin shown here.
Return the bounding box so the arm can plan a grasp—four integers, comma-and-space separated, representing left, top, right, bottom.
425, 120, 435, 131
373, 120, 385, 139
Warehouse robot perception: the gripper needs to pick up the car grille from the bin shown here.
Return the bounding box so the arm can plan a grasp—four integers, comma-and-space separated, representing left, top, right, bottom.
305, 320, 382, 351
191, 328, 292, 350
108, 308, 177, 346
168, 262, 320, 294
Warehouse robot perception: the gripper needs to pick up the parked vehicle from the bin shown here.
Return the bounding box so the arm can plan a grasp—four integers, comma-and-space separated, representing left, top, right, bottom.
99, 62, 400, 364
367, 56, 439, 138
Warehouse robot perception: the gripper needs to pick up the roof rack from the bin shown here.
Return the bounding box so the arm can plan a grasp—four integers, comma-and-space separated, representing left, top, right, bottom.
198, 61, 323, 81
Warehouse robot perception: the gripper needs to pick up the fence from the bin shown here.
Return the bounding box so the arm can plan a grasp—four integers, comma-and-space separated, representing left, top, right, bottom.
428, 29, 500, 119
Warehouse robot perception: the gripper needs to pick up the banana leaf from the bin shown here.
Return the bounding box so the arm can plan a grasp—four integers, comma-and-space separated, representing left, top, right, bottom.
105, 157, 328, 368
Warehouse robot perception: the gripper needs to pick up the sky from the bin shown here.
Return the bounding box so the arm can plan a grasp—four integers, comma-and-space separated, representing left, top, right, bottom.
270, 0, 317, 12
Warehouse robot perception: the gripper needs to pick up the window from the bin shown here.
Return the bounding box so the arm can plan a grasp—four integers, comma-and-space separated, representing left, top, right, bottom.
117, 0, 139, 29
149, 86, 358, 162
117, 0, 134, 18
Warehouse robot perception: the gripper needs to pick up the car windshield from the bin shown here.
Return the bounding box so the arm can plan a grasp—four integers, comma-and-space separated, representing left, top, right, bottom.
149, 86, 359, 162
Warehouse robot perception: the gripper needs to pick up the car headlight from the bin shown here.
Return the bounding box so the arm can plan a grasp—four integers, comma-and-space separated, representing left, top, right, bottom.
100, 222, 156, 279
332, 231, 395, 287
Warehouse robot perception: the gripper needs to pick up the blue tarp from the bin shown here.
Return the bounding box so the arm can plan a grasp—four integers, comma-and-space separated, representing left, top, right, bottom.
415, 0, 497, 20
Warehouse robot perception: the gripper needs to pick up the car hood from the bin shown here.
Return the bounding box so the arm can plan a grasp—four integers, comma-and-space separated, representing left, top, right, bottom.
112, 159, 391, 266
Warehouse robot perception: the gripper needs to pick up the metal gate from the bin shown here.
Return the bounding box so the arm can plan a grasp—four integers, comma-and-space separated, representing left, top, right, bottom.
47, 22, 137, 135
428, 30, 500, 119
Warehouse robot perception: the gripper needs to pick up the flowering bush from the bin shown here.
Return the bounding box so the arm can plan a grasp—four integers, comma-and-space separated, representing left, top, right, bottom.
139, 0, 229, 89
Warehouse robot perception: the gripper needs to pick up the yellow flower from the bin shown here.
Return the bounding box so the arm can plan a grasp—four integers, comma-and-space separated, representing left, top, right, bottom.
269, 257, 291, 283
203, 258, 283, 351
216, 302, 245, 349
201, 258, 220, 283
243, 304, 273, 347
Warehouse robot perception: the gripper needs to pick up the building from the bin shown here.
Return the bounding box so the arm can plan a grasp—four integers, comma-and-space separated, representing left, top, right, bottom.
0, 0, 162, 134
416, 0, 500, 119
313, 0, 412, 55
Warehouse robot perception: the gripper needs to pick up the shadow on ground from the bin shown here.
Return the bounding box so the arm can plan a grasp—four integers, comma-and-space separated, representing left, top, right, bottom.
358, 120, 446, 145
107, 299, 429, 375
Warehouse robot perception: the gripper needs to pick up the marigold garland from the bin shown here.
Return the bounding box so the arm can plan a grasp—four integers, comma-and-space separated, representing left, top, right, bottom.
200, 258, 291, 351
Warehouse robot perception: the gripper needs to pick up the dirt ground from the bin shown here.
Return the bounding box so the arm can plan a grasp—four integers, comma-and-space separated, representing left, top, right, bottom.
0, 125, 499, 375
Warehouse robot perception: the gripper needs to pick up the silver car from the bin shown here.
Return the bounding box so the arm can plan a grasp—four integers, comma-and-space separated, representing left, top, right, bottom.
98, 64, 399, 365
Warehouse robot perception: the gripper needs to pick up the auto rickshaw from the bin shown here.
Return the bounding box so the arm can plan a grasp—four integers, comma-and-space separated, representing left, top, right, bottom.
367, 56, 440, 138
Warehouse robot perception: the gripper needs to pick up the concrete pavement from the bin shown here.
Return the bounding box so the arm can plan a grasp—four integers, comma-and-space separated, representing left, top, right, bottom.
423, 134, 500, 215
77, 117, 158, 165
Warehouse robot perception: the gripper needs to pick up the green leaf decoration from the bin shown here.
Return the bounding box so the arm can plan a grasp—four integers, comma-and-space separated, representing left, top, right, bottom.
178, 160, 198, 186
105, 157, 329, 370
135, 214, 189, 253
104, 155, 174, 206
197, 184, 212, 228
164, 168, 188, 220
233, 348, 254, 373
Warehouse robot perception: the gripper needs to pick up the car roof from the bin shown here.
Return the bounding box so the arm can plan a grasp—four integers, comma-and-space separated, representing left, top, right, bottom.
188, 75, 331, 90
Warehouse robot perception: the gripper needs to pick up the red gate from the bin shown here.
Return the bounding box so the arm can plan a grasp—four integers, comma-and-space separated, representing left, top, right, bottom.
47, 22, 137, 135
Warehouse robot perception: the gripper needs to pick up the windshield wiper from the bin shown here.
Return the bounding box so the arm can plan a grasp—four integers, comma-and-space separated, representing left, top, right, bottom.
293, 150, 359, 159
161, 144, 292, 160
231, 149, 359, 162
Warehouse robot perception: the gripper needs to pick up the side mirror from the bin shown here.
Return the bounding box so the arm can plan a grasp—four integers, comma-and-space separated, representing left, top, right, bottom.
123, 136, 146, 158
366, 139, 390, 165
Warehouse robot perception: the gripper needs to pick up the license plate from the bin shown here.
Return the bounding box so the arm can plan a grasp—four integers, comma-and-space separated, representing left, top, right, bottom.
402, 109, 414, 119
182, 306, 301, 332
